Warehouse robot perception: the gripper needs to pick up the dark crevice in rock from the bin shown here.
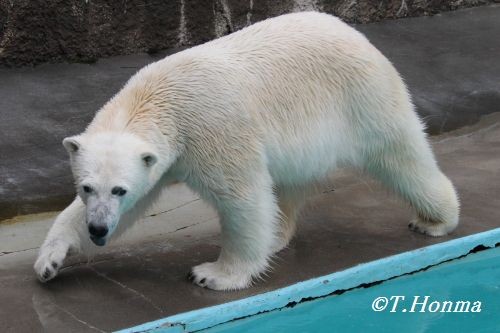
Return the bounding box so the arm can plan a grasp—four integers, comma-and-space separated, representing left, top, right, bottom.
0, 0, 497, 67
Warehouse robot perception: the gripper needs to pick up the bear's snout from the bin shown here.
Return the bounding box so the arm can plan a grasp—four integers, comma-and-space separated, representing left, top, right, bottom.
88, 223, 108, 246
88, 223, 108, 238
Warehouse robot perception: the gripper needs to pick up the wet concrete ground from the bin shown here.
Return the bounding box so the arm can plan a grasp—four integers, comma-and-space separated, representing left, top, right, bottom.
1, 5, 500, 333
1, 113, 499, 332
0, 5, 499, 220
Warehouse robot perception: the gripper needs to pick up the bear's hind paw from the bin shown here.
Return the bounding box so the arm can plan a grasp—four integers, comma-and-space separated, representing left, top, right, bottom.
189, 262, 253, 291
408, 218, 450, 237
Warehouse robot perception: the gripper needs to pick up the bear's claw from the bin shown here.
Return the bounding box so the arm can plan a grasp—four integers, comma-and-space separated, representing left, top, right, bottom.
408, 218, 450, 237
189, 261, 253, 290
408, 221, 427, 235
34, 240, 69, 283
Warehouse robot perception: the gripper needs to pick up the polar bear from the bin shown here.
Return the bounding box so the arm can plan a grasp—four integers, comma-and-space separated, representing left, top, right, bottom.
34, 12, 459, 290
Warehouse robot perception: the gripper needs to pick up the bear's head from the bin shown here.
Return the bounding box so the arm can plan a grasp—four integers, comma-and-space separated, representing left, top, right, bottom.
63, 131, 163, 246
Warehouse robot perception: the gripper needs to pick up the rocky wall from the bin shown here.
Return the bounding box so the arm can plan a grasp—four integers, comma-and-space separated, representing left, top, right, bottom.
0, 0, 496, 66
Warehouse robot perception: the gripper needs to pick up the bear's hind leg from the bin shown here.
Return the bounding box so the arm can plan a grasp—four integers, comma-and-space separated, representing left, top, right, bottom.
364, 131, 460, 237
189, 173, 280, 290
272, 184, 313, 253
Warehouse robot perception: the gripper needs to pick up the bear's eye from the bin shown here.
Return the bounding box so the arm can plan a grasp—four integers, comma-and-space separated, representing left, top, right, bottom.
112, 186, 127, 196
83, 185, 93, 193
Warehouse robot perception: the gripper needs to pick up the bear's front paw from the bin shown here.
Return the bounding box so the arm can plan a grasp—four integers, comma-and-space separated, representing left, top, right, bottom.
34, 240, 69, 283
188, 262, 253, 291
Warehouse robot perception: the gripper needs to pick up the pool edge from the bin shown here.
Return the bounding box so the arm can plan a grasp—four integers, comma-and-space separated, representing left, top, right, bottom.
116, 228, 500, 333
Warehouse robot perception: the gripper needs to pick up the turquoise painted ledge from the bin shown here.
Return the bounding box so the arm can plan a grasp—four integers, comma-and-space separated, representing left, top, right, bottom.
116, 228, 500, 333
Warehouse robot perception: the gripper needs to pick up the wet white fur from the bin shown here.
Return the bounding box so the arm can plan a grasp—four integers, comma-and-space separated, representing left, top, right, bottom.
35, 12, 459, 290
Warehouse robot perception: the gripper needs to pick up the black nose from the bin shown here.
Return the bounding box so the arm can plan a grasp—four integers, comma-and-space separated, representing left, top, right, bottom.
88, 224, 108, 238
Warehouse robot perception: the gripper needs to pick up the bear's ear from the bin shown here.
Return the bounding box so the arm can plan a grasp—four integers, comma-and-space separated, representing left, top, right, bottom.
62, 136, 81, 154
141, 152, 158, 167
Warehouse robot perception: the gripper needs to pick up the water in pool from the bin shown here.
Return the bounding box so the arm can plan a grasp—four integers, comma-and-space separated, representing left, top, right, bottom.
201, 247, 499, 333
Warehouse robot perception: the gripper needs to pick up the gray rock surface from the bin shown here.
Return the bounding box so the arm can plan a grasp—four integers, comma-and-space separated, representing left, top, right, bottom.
0, 0, 497, 66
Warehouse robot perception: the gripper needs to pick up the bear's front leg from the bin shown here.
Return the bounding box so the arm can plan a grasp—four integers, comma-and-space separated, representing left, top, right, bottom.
34, 197, 89, 282
189, 181, 280, 290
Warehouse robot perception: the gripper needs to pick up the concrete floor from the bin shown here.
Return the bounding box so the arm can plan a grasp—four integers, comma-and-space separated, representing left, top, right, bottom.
1, 113, 500, 332
1, 5, 500, 333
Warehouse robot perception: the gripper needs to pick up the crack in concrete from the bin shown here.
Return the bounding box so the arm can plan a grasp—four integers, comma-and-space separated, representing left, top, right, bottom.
89, 266, 165, 315
61, 256, 117, 270
163, 216, 218, 235
0, 246, 39, 256
1, 197, 204, 255
33, 292, 107, 333
52, 217, 217, 272
53, 302, 106, 333
147, 198, 201, 217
